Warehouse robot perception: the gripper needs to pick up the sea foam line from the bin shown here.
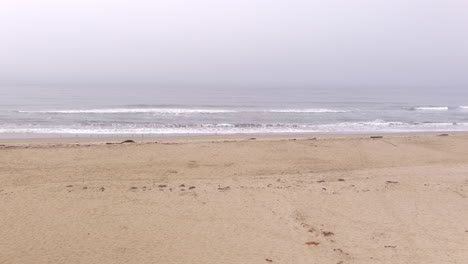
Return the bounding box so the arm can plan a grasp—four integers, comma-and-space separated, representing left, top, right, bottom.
2, 121, 468, 135
411, 106, 449, 111
18, 108, 237, 114
266, 109, 349, 113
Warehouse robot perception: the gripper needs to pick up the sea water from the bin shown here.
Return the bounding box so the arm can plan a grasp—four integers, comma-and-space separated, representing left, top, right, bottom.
1, 84, 467, 138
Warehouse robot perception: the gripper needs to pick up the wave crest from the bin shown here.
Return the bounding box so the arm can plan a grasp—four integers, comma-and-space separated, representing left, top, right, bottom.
267, 109, 349, 113
18, 108, 237, 114
410, 106, 449, 111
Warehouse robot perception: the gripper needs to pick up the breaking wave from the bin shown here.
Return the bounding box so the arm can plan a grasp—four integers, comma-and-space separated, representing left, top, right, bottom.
266, 109, 349, 113
410, 106, 449, 111
18, 108, 237, 114
2, 121, 467, 135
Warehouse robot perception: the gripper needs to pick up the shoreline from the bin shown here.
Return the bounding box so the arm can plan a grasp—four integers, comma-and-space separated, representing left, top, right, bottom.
0, 131, 464, 146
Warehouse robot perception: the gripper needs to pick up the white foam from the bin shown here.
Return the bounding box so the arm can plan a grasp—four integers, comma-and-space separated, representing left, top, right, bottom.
267, 109, 349, 113
3, 120, 468, 136
412, 106, 449, 111
0, 126, 312, 135
458, 106, 468, 109
18, 108, 237, 114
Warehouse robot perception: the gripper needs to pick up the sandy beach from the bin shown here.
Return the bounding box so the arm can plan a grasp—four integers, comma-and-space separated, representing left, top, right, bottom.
1, 133, 467, 264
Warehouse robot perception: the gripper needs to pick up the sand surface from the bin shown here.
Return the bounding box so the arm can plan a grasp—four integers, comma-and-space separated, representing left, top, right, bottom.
1, 134, 467, 264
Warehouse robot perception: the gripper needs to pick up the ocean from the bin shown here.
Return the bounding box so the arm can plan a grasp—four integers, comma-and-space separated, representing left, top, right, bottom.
1, 84, 467, 138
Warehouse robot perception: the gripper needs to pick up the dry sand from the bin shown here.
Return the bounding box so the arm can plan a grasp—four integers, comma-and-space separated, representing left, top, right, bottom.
1, 133, 467, 264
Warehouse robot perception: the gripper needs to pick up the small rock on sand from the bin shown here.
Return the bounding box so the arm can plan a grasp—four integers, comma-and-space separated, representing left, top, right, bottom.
218, 186, 231, 191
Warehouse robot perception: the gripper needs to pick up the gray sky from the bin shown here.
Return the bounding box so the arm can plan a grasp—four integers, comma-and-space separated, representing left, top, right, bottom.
1, 0, 468, 88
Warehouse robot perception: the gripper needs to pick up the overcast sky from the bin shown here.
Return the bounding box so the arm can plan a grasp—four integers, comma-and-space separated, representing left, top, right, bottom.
1, 0, 467, 88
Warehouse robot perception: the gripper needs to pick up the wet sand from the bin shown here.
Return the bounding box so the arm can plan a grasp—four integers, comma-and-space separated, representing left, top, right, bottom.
1, 133, 467, 264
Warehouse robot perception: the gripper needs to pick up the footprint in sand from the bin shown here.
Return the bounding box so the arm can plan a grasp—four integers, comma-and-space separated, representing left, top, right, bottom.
333, 248, 350, 256
188, 161, 199, 168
